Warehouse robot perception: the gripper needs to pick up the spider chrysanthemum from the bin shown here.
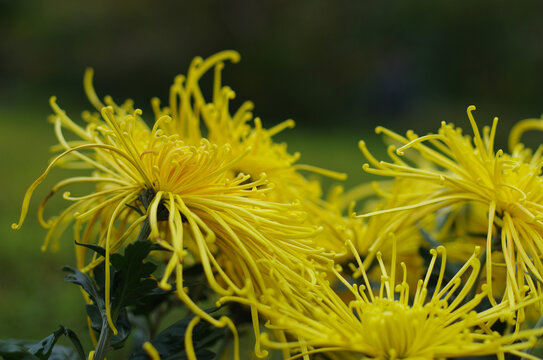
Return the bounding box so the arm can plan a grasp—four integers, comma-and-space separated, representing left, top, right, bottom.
151, 51, 351, 258
221, 241, 543, 360
358, 106, 543, 315
12, 53, 332, 348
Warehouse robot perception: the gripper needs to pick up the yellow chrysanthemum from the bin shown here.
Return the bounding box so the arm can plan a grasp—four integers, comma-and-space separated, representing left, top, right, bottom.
149, 51, 355, 260
152, 50, 345, 201
329, 179, 429, 291
221, 242, 543, 360
12, 53, 332, 353
358, 106, 543, 316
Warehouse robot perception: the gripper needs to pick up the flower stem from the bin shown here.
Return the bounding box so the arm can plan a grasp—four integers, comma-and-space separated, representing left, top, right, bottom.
93, 319, 112, 360
136, 216, 151, 243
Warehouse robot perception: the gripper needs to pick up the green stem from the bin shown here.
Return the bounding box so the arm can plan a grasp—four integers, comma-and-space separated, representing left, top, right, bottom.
93, 319, 112, 360
136, 217, 151, 243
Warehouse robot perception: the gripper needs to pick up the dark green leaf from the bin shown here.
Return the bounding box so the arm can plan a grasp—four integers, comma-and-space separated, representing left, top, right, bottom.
85, 304, 102, 332
62, 267, 104, 309
28, 326, 66, 359
60, 329, 85, 360
77, 241, 159, 353
73, 241, 106, 258
92, 261, 106, 294
180, 263, 210, 303
109, 241, 158, 312
47, 346, 79, 360
130, 287, 173, 316
0, 339, 39, 360
125, 202, 144, 216
149, 243, 171, 252
109, 310, 131, 349
129, 310, 222, 360
1, 327, 85, 360
161, 349, 215, 360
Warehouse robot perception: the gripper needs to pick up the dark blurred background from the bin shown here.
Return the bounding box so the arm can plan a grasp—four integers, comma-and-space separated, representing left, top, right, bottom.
2, 0, 543, 350
3, 0, 543, 132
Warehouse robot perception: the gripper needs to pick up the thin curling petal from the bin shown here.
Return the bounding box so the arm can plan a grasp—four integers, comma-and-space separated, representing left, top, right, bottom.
358, 106, 543, 315
142, 342, 160, 360
12, 143, 137, 230
508, 116, 543, 152
184, 316, 201, 360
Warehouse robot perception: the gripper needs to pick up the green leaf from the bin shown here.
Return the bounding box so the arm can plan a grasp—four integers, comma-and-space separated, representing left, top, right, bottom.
27, 327, 67, 359
69, 240, 160, 355
47, 346, 79, 360
109, 309, 131, 350
162, 349, 215, 360
66, 239, 169, 358
149, 243, 171, 252
0, 339, 39, 360
129, 310, 222, 360
180, 263, 210, 303
62, 267, 104, 309
0, 327, 85, 360
85, 304, 102, 332
109, 240, 158, 312
130, 287, 173, 316
73, 241, 106, 258
56, 329, 85, 360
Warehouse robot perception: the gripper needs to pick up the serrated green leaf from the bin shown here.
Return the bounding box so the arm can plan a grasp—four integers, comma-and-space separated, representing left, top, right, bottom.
109, 241, 158, 313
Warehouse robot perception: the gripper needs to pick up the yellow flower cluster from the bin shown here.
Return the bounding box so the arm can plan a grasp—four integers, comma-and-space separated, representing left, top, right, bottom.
359, 106, 543, 318
13, 51, 543, 359
223, 242, 542, 359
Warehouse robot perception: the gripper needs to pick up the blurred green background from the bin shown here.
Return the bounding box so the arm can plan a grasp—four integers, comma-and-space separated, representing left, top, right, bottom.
2, 0, 543, 355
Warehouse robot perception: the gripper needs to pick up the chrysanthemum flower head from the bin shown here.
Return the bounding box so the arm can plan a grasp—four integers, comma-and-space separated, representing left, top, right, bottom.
223, 241, 543, 360
334, 178, 431, 289
153, 50, 345, 194
358, 106, 543, 315
152, 50, 351, 258
12, 53, 332, 346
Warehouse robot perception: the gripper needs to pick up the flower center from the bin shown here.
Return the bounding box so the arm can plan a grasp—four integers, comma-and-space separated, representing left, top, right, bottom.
358, 299, 441, 359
